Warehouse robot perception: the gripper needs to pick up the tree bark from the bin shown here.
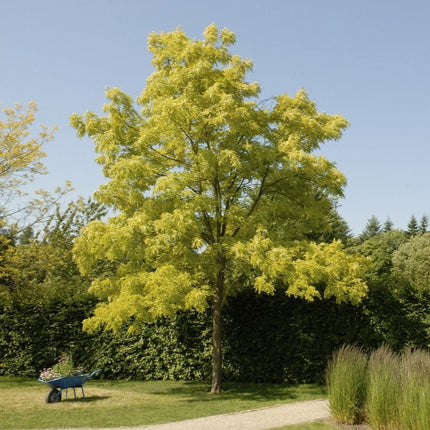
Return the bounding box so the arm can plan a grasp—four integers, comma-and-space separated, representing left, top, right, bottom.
211, 258, 225, 394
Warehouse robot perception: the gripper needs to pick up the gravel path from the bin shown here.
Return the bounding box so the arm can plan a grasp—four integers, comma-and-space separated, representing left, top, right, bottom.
138, 399, 329, 430
58, 399, 329, 430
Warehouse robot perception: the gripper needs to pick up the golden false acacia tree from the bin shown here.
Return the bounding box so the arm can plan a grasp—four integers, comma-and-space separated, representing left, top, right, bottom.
71, 24, 367, 393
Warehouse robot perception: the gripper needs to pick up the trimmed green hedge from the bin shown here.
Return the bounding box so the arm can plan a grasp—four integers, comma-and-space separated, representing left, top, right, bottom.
222, 290, 379, 383
0, 297, 95, 376
0, 291, 380, 383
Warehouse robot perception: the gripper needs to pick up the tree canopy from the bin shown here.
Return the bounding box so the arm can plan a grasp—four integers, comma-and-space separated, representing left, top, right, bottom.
0, 197, 106, 304
71, 24, 368, 392
392, 233, 430, 293
0, 102, 71, 231
360, 215, 382, 242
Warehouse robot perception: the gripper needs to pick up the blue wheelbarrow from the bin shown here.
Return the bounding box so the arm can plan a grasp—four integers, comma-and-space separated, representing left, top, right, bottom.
39, 369, 102, 403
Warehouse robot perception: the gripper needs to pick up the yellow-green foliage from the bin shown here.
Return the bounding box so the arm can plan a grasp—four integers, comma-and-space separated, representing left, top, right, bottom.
392, 232, 430, 293
71, 24, 367, 333
0, 102, 49, 193
0, 102, 72, 231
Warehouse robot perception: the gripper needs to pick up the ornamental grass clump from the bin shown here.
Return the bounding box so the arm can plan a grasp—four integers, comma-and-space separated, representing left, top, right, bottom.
366, 345, 401, 430
326, 344, 368, 424
397, 349, 430, 430
328, 344, 430, 429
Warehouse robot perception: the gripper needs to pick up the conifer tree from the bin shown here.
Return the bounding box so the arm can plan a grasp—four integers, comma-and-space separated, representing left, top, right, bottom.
360, 215, 381, 241
383, 218, 394, 233
420, 215, 429, 234
407, 215, 419, 237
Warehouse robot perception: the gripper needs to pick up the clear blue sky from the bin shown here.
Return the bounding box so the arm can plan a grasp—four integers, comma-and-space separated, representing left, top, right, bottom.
1, 0, 429, 235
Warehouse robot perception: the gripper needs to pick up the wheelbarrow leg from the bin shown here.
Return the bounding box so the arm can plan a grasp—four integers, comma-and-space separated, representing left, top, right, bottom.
81, 386, 86, 400
62, 387, 78, 400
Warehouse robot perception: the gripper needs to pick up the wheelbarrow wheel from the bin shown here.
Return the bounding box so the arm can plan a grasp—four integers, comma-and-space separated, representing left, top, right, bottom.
46, 388, 61, 403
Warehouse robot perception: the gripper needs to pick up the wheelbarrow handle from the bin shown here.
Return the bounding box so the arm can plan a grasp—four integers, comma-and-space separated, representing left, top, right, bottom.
88, 369, 102, 379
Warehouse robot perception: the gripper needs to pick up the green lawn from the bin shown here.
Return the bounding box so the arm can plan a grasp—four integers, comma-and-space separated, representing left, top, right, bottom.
0, 377, 327, 429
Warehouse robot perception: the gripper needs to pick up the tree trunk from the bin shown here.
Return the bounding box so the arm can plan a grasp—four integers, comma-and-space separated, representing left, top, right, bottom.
211, 258, 225, 393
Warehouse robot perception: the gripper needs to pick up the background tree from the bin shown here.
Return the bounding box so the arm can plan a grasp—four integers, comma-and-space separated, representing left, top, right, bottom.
0, 102, 71, 231
71, 24, 368, 392
383, 218, 394, 233
407, 215, 419, 237
354, 230, 407, 283
359, 215, 381, 242
0, 229, 14, 292
0, 197, 105, 302
0, 101, 73, 301
389, 233, 430, 346
352, 230, 423, 350
392, 233, 430, 293
419, 215, 428, 234
353, 228, 430, 350
310, 208, 352, 244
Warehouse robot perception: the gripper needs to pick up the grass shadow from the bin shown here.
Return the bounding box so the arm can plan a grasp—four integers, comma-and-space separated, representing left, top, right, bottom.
60, 395, 110, 403
148, 381, 325, 403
